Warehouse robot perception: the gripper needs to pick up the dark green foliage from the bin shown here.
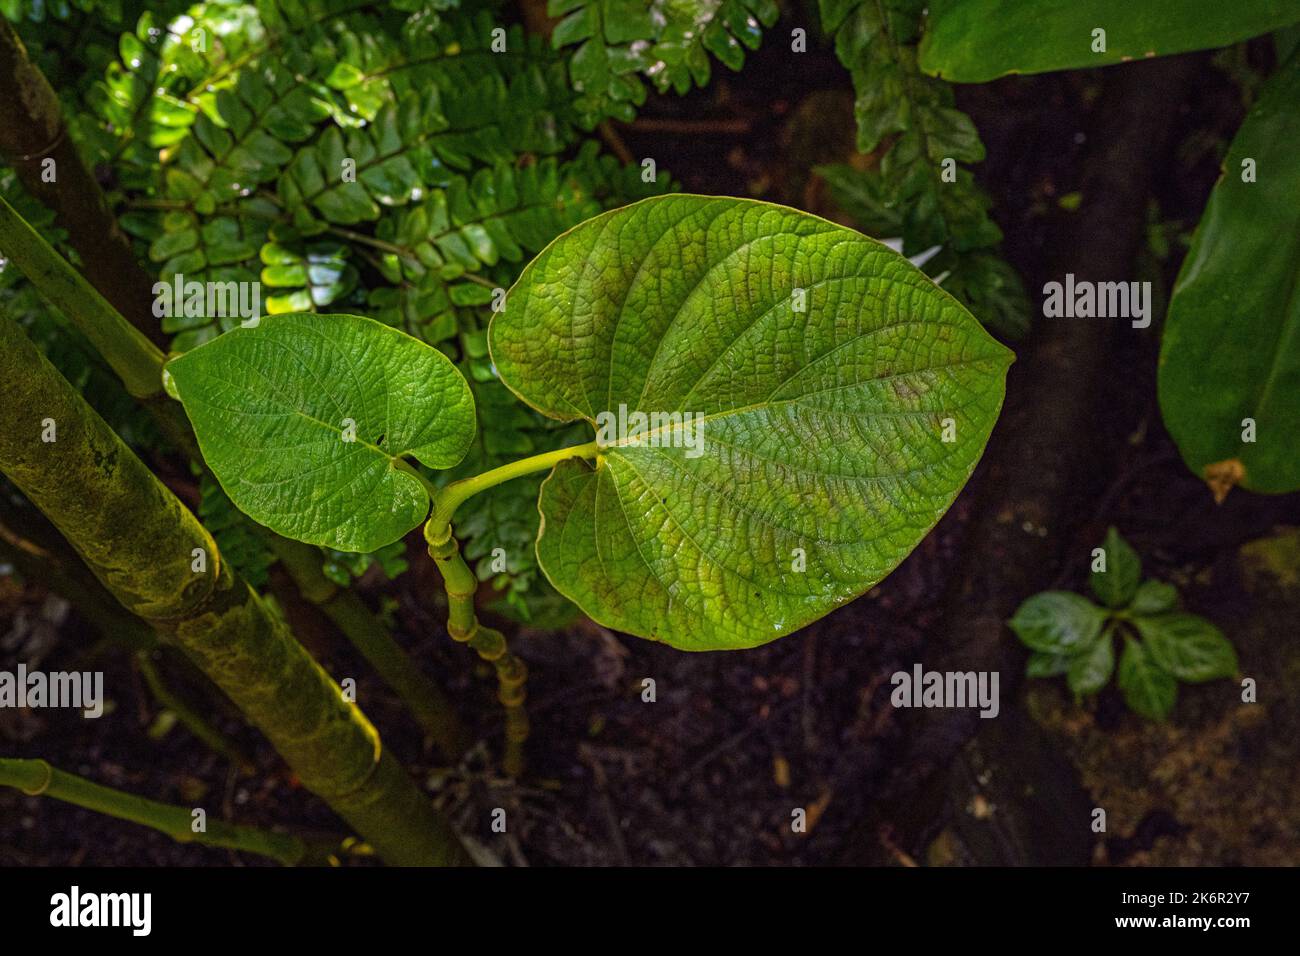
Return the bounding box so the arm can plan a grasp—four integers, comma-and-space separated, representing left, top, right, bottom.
549, 0, 780, 122
322, 542, 408, 587
198, 473, 276, 587
926, 248, 1030, 340
1, 0, 117, 22
4, 0, 164, 102
0, 170, 64, 283
818, 0, 995, 247
200, 474, 411, 592
816, 0, 1029, 339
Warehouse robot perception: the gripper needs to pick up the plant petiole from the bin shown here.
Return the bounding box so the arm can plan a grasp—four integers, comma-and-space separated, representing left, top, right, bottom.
423, 439, 600, 545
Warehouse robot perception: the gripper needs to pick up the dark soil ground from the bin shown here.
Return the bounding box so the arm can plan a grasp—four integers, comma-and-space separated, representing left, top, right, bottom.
2, 21, 1297, 867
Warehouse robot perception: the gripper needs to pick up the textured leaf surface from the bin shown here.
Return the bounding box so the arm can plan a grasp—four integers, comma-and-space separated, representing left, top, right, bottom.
1066, 630, 1115, 697
1118, 638, 1176, 720
919, 0, 1300, 82
1009, 590, 1106, 654
1130, 579, 1177, 615
1134, 613, 1237, 683
169, 313, 475, 551
491, 195, 1011, 650
1159, 51, 1300, 494
1091, 526, 1140, 608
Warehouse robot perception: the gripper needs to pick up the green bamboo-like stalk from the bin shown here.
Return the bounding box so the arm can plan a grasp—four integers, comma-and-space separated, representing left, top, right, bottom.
0, 189, 206, 482
426, 534, 529, 776
0, 757, 305, 865
0, 193, 162, 398
0, 312, 469, 865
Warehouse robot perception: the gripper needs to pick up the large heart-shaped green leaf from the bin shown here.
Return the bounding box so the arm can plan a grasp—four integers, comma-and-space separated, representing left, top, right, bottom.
169, 313, 475, 552
918, 0, 1300, 82
490, 195, 1012, 650
1159, 50, 1300, 496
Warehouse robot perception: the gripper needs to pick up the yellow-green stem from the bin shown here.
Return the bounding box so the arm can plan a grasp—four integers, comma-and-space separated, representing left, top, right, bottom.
0, 757, 305, 865
425, 440, 599, 545
420, 441, 600, 775
427, 534, 529, 776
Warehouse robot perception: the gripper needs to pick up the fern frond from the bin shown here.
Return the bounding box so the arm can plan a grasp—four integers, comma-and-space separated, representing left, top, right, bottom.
5, 0, 156, 104
260, 238, 360, 313
81, 0, 431, 178
143, 197, 274, 349
820, 0, 994, 249
280, 50, 580, 235
81, 2, 270, 180
549, 0, 779, 123
817, 0, 1029, 338
171, 52, 338, 215
375, 159, 599, 283
361, 145, 665, 345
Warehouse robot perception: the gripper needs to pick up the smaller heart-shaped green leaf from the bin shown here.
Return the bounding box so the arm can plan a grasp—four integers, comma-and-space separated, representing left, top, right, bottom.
168, 312, 475, 552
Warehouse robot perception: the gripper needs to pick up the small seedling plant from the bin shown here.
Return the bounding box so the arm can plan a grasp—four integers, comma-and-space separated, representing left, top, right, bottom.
168, 194, 1012, 759
1009, 527, 1238, 719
